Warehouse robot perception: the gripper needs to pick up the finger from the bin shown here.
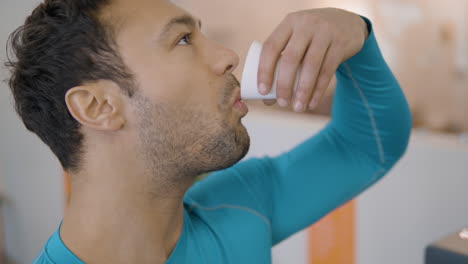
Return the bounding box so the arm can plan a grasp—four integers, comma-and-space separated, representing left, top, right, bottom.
292, 36, 331, 112
309, 44, 342, 110
263, 99, 277, 106
257, 18, 292, 95
275, 31, 311, 108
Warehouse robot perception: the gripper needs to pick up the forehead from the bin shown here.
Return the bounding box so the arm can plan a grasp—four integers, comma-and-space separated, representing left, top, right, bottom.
102, 0, 190, 33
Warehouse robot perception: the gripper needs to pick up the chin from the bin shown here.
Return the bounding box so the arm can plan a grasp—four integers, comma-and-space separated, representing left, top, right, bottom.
200, 122, 250, 174
235, 123, 250, 162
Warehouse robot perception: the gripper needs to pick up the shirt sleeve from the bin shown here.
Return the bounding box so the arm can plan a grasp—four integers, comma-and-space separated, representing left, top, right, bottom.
186, 18, 412, 245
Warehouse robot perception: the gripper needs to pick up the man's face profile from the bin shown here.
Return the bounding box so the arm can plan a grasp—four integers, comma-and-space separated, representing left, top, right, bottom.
89, 0, 250, 186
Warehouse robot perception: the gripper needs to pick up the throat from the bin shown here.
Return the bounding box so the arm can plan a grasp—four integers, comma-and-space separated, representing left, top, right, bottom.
60, 188, 186, 263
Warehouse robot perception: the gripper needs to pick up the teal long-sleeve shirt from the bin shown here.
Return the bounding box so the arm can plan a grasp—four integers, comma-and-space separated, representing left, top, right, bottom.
33, 19, 412, 264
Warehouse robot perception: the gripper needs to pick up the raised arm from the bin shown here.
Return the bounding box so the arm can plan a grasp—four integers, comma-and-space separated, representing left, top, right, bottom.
234, 11, 411, 244
186, 9, 411, 246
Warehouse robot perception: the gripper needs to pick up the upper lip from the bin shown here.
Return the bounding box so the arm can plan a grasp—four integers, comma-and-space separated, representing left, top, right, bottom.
231, 88, 241, 106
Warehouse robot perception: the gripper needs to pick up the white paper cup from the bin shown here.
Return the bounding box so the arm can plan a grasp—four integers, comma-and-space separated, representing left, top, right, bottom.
241, 41, 301, 100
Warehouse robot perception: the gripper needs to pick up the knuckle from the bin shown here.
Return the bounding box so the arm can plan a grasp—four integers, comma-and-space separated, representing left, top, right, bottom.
297, 20, 311, 32
263, 40, 279, 54
303, 60, 320, 72
285, 12, 296, 21
287, 11, 312, 29
282, 49, 301, 65
319, 20, 333, 32
333, 37, 345, 48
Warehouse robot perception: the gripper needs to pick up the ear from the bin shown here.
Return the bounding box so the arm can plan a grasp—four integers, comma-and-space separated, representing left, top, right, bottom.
65, 82, 126, 131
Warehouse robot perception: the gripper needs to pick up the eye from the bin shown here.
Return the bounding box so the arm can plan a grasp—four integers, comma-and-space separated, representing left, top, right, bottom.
177, 33, 192, 45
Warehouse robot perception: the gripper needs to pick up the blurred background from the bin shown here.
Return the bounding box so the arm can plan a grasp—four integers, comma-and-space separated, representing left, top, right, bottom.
1, 0, 467, 263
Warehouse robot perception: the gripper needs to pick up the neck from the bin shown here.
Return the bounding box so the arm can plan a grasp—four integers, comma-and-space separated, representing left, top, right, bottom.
60, 148, 193, 263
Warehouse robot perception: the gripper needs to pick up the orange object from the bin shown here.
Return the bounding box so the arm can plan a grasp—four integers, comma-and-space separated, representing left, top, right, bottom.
308, 200, 355, 264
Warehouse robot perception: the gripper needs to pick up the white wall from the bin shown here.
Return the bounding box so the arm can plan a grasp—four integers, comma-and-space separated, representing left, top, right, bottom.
0, 1, 64, 263
356, 133, 468, 264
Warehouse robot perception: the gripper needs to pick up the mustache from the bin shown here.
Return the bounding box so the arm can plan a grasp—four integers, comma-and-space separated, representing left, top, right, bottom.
222, 74, 240, 104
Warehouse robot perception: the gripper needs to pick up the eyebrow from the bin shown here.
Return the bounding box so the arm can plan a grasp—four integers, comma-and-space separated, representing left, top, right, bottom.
159, 14, 202, 40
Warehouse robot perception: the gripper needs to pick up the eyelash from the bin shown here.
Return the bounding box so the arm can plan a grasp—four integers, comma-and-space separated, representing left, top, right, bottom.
177, 33, 193, 45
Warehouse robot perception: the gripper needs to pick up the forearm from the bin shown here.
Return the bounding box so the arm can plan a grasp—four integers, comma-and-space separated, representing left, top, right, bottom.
331, 18, 412, 169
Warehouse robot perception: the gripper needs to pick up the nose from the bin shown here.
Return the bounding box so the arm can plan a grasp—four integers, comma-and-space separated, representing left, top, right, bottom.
209, 42, 240, 76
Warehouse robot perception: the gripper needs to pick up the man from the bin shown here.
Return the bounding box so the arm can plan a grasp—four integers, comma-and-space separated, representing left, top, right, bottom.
5, 0, 411, 263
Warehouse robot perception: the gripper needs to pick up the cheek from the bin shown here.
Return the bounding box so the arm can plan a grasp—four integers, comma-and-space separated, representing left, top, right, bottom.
133, 67, 194, 106
131, 54, 222, 111
162, 72, 221, 112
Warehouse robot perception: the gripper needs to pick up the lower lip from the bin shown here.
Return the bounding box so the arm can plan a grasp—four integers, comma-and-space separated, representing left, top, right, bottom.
233, 99, 249, 117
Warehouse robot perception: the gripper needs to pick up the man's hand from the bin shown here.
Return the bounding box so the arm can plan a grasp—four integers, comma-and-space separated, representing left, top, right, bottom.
258, 8, 369, 112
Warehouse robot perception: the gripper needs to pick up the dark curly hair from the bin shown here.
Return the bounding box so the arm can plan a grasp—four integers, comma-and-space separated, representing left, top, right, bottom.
5, 0, 135, 173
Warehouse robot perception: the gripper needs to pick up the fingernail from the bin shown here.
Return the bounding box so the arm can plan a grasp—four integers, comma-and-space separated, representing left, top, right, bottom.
259, 83, 268, 94
294, 101, 304, 112
278, 98, 289, 107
